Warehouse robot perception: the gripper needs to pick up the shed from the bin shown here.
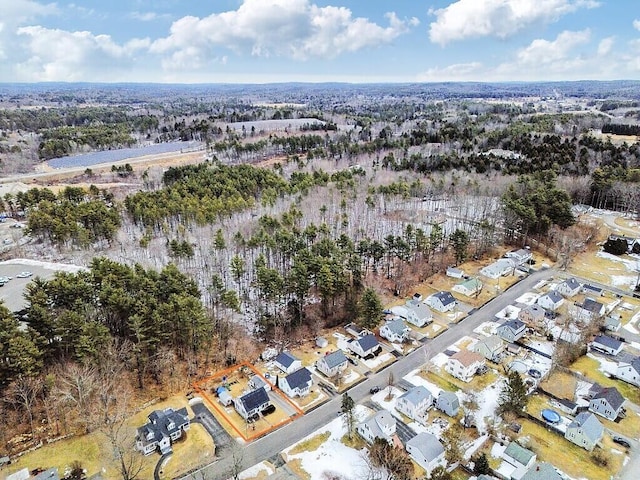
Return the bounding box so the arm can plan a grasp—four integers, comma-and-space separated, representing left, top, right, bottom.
315, 337, 329, 348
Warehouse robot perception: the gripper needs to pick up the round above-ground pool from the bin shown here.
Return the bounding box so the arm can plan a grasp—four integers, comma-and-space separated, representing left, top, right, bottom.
541, 409, 561, 424
509, 360, 528, 374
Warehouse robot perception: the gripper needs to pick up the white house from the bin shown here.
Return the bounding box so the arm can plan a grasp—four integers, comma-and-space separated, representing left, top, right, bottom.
572, 298, 606, 322
480, 258, 516, 279
556, 278, 582, 298
501, 442, 537, 480
273, 351, 302, 375
435, 390, 460, 417
136, 407, 190, 455
497, 319, 526, 343
604, 314, 622, 332
357, 410, 397, 444
379, 318, 410, 343
395, 386, 433, 422
404, 299, 433, 327
234, 387, 271, 420
425, 291, 457, 313
564, 412, 603, 451
446, 266, 465, 279
536, 291, 564, 311
279, 367, 313, 398
473, 335, 505, 362
348, 334, 381, 358
445, 349, 485, 383
452, 277, 483, 297
589, 335, 623, 356
406, 433, 445, 473
589, 387, 626, 421
616, 357, 640, 387
505, 248, 532, 265
315, 350, 348, 377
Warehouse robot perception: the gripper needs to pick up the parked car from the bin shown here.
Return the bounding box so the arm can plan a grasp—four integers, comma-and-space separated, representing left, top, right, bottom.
262, 404, 276, 416
369, 386, 381, 394
16, 271, 32, 278
347, 356, 358, 366
247, 412, 260, 423
612, 436, 631, 448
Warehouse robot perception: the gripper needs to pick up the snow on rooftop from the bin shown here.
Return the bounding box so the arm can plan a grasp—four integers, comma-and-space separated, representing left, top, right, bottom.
362, 352, 393, 369
515, 292, 540, 305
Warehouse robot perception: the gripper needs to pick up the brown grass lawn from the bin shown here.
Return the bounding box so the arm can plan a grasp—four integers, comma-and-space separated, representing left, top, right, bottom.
519, 419, 624, 480
614, 216, 640, 232
294, 389, 328, 411
571, 356, 640, 405
160, 423, 215, 479
288, 431, 330, 455
539, 371, 577, 400
525, 394, 556, 419
420, 367, 501, 393
419, 369, 461, 392
409, 321, 448, 339
567, 249, 632, 286
285, 458, 311, 480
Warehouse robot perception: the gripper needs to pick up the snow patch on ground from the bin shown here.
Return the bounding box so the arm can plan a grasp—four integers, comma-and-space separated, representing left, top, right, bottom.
587, 352, 618, 376
495, 305, 521, 320
431, 352, 450, 368
624, 322, 640, 335
491, 442, 506, 458
464, 380, 504, 434
432, 324, 442, 332
474, 321, 500, 337
362, 352, 393, 369
515, 292, 540, 305
371, 387, 403, 416
403, 368, 444, 397
239, 461, 275, 479
342, 369, 360, 384
611, 275, 637, 288
596, 251, 640, 271
0, 258, 86, 272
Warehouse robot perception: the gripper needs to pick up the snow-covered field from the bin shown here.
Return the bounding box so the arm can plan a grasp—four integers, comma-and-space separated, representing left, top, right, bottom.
515, 292, 540, 305
474, 321, 500, 337
362, 352, 393, 369
597, 251, 640, 271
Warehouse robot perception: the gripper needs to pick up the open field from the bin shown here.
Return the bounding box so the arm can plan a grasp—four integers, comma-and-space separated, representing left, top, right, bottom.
539, 371, 577, 400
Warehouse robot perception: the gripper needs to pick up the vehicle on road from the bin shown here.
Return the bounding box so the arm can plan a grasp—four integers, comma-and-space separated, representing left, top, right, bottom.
369, 386, 381, 394
613, 436, 631, 448
16, 271, 32, 278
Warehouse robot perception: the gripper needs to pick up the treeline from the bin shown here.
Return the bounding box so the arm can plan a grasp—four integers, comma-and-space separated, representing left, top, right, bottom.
38, 124, 136, 160
17, 186, 120, 247
602, 124, 640, 136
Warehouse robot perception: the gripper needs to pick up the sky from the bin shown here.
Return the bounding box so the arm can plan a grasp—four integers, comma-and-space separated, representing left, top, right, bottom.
1, 0, 639, 83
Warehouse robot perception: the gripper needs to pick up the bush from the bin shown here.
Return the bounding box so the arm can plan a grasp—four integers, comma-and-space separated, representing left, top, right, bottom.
591, 448, 610, 467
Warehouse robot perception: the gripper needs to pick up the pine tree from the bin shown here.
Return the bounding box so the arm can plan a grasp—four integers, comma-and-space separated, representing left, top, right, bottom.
341, 393, 355, 439
499, 370, 529, 416
473, 452, 491, 475
359, 287, 383, 329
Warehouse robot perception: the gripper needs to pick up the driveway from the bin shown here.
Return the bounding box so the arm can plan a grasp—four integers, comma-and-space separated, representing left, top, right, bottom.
191, 400, 233, 454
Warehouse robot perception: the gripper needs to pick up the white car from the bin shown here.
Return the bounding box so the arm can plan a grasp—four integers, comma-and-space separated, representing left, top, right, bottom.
16, 271, 32, 278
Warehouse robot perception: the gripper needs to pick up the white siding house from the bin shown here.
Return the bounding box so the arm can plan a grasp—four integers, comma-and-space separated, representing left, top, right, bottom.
589, 387, 625, 421
556, 278, 582, 298
445, 350, 485, 383
404, 299, 433, 327
315, 350, 348, 377
616, 357, 640, 387
357, 410, 396, 444
537, 291, 564, 311
379, 318, 410, 343
279, 368, 313, 398
452, 277, 483, 297
406, 433, 445, 473
273, 351, 302, 375
395, 386, 433, 422
348, 334, 381, 358
564, 412, 603, 451
425, 291, 457, 312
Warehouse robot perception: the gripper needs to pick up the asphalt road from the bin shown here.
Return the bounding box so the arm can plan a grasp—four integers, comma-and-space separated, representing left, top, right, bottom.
181, 268, 555, 480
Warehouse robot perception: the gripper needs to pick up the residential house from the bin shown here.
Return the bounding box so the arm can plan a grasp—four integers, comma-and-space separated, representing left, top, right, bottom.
556, 278, 582, 298
279, 367, 313, 398
518, 304, 546, 329
435, 390, 460, 417
379, 318, 410, 343
573, 298, 606, 322
357, 410, 397, 444
273, 351, 302, 375
446, 266, 465, 279
607, 234, 640, 253
404, 299, 433, 327
505, 248, 533, 265
348, 333, 381, 358
136, 407, 190, 455
604, 314, 622, 332
589, 386, 626, 421
344, 322, 371, 338
498, 319, 527, 343
480, 258, 516, 279
234, 387, 271, 420
395, 386, 433, 422
501, 442, 537, 480
474, 335, 505, 362
425, 291, 457, 313
445, 349, 485, 383
564, 412, 603, 451
536, 291, 564, 311
616, 357, 640, 387
582, 284, 604, 296
315, 350, 348, 377
405, 433, 445, 473
589, 335, 623, 356
520, 462, 562, 480
249, 374, 272, 392
452, 277, 483, 297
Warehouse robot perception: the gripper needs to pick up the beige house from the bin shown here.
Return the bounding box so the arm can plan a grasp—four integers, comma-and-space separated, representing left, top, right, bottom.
445, 349, 485, 382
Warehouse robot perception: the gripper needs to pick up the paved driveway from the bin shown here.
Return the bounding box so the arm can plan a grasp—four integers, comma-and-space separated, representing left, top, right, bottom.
191, 400, 233, 454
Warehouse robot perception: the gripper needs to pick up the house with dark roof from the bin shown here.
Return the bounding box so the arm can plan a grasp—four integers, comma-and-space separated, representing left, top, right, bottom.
348, 333, 381, 358
406, 433, 445, 473
404, 299, 433, 327
589, 334, 623, 356
473, 335, 505, 362
279, 367, 313, 398
357, 410, 397, 444
436, 390, 460, 417
498, 319, 527, 343
445, 349, 485, 382
395, 386, 433, 422
380, 318, 410, 343
536, 291, 564, 311
616, 356, 640, 387
556, 278, 582, 298
425, 291, 457, 312
273, 351, 302, 375
589, 386, 625, 421
520, 462, 562, 480
573, 298, 606, 322
582, 284, 604, 296
234, 387, 271, 420
136, 407, 190, 455
315, 350, 348, 377
564, 412, 603, 451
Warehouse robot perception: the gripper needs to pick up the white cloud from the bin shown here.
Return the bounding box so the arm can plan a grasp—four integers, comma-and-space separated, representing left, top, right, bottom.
130, 11, 171, 22
515, 29, 590, 66
429, 0, 600, 45
417, 62, 484, 81
3, 0, 58, 24
15, 26, 150, 81
633, 19, 640, 31
597, 37, 614, 56
150, 0, 417, 70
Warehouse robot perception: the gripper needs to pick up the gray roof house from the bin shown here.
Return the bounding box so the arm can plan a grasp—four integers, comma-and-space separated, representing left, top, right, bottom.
273, 351, 302, 375
520, 462, 562, 480
604, 314, 622, 332
136, 407, 190, 456
315, 350, 348, 377
589, 386, 625, 421
505, 248, 533, 265
446, 266, 465, 278
590, 335, 623, 356
379, 318, 410, 343
518, 304, 546, 328
582, 284, 604, 296
395, 386, 433, 422
436, 390, 460, 417
502, 442, 537, 480
234, 387, 271, 420
556, 278, 582, 298
279, 367, 313, 398
452, 277, 483, 297
425, 291, 457, 312
616, 356, 640, 387
498, 319, 527, 343
537, 291, 564, 311
348, 333, 381, 358
473, 335, 505, 362
357, 409, 397, 444
564, 412, 603, 451
406, 433, 445, 473
573, 298, 606, 322
249, 374, 272, 392
480, 258, 516, 279
404, 299, 433, 327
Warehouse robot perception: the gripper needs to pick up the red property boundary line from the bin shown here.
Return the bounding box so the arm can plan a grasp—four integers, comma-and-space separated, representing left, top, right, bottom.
193, 361, 304, 442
